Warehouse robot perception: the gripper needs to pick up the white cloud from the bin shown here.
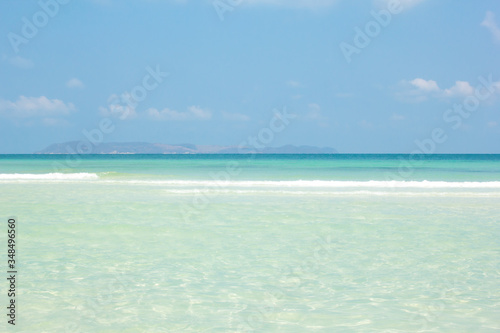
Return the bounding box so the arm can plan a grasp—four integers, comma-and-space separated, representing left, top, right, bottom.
482, 11, 500, 42
147, 105, 212, 121
487, 121, 498, 128
66, 78, 85, 89
222, 111, 250, 121
397, 79, 438, 102
99, 105, 137, 120
188, 105, 212, 119
443, 81, 474, 97
410, 78, 439, 92
0, 96, 75, 118
400, 78, 498, 102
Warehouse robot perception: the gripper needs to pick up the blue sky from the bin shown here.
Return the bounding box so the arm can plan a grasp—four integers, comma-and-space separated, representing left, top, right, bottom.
0, 0, 499, 153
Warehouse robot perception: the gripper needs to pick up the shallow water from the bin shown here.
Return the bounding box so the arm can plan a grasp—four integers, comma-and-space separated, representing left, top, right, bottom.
1, 154, 499, 332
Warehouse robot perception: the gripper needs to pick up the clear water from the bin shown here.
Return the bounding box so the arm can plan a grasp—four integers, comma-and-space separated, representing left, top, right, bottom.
1, 154, 499, 332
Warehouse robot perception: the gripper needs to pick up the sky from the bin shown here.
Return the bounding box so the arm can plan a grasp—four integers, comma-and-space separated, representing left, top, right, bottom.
0, 0, 499, 153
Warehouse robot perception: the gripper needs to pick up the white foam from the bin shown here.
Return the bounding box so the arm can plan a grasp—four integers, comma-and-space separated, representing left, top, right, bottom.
0, 173, 99, 180
114, 180, 500, 189
2, 175, 499, 189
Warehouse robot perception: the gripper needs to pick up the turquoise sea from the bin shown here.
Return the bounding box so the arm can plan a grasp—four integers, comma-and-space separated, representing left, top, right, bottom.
1, 154, 499, 332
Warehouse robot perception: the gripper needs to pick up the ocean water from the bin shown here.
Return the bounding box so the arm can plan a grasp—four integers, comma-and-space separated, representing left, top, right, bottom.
1, 154, 499, 332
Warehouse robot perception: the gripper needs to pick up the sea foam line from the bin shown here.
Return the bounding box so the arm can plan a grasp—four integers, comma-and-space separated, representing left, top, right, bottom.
117, 180, 500, 189
1, 175, 500, 188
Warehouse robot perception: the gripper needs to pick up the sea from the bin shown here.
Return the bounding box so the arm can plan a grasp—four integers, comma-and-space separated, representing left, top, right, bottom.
0, 154, 499, 332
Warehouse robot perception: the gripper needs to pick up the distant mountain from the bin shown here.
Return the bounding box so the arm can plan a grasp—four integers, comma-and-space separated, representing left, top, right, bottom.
35, 142, 338, 154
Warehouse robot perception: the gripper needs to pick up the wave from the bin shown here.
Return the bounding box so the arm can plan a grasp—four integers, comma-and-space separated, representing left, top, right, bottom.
1, 174, 499, 189
0, 173, 99, 180
116, 180, 500, 189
